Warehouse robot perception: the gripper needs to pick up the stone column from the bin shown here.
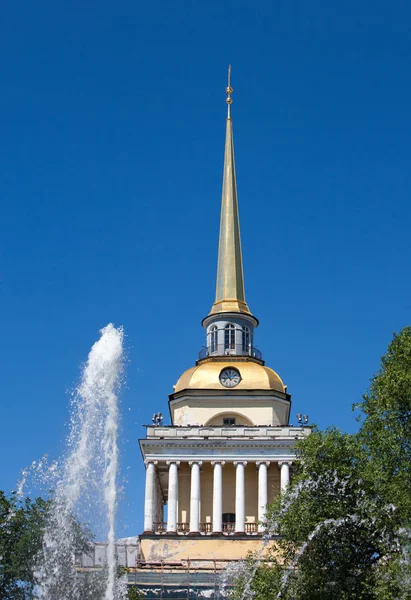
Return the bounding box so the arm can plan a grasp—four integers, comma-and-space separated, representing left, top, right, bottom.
167, 461, 180, 533
211, 461, 225, 533
234, 461, 247, 533
279, 461, 292, 492
143, 460, 158, 533
189, 461, 202, 533
256, 461, 270, 532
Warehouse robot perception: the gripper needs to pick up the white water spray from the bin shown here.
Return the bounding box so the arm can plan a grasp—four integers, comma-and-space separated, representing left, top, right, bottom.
36, 323, 125, 600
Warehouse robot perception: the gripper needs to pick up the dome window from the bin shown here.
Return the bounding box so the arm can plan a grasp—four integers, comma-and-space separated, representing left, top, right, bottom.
210, 325, 218, 354
242, 326, 251, 353
224, 323, 235, 352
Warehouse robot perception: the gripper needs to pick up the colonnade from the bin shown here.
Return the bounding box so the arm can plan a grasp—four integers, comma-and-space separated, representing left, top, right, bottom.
143, 459, 293, 534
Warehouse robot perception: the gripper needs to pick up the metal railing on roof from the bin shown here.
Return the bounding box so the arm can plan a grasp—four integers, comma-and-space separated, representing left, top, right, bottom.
152, 522, 258, 535
198, 344, 262, 361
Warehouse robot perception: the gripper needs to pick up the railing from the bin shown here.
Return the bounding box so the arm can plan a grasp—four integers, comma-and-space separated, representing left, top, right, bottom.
75, 542, 139, 569
198, 344, 263, 361
151, 521, 259, 535
146, 425, 309, 440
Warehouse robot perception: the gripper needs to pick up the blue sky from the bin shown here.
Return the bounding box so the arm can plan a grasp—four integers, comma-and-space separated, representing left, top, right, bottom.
1, 0, 410, 537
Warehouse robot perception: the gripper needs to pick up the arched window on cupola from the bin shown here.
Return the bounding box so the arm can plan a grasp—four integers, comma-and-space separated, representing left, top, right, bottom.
210, 325, 218, 354
224, 323, 235, 351
242, 325, 250, 353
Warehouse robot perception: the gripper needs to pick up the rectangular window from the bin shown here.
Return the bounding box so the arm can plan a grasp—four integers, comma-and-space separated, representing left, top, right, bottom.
210, 328, 218, 353
242, 328, 250, 352
224, 325, 235, 350
223, 418, 236, 426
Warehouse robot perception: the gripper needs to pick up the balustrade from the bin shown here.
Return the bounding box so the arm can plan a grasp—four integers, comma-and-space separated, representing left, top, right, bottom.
152, 521, 257, 535
153, 521, 166, 533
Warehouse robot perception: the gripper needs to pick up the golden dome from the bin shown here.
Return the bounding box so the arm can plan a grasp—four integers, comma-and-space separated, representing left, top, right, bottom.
173, 361, 285, 394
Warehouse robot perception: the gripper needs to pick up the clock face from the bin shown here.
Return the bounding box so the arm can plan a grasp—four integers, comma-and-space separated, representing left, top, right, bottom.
220, 368, 241, 388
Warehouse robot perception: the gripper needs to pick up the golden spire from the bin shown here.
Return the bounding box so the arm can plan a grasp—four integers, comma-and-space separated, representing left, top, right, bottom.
208, 67, 252, 317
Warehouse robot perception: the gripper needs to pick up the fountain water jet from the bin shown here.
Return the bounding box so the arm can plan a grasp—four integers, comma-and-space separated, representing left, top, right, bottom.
35, 323, 125, 600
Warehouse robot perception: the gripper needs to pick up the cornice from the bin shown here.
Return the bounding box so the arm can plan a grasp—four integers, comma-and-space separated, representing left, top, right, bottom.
139, 437, 299, 462
169, 388, 289, 403
140, 437, 297, 448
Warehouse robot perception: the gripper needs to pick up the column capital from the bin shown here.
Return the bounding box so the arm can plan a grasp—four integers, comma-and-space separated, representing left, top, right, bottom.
144, 460, 158, 467
166, 460, 181, 466
278, 460, 293, 467
211, 460, 226, 467
189, 460, 203, 467
234, 460, 247, 467
256, 461, 270, 469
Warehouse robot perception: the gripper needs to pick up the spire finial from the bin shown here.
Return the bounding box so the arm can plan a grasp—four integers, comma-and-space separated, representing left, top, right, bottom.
226, 64, 233, 118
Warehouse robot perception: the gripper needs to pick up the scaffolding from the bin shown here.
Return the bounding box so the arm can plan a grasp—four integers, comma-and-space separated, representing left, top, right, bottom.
76, 544, 235, 599
129, 558, 235, 599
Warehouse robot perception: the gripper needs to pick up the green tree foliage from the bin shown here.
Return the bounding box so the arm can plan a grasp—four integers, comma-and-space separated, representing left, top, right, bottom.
0, 491, 49, 599
230, 327, 411, 600
356, 326, 411, 519
127, 586, 144, 600
0, 491, 96, 599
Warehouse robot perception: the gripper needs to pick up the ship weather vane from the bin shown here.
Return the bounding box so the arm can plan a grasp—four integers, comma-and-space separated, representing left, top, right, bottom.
226, 64, 233, 117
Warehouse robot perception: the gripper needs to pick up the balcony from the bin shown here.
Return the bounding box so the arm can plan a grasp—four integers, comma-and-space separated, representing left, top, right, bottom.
198, 344, 263, 361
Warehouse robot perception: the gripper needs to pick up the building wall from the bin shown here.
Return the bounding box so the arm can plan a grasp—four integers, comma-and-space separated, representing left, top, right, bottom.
206, 412, 253, 426
245, 464, 258, 522
221, 464, 236, 516
200, 463, 213, 523
172, 398, 288, 428
268, 465, 281, 504
178, 463, 190, 524
140, 536, 273, 562
154, 473, 164, 523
